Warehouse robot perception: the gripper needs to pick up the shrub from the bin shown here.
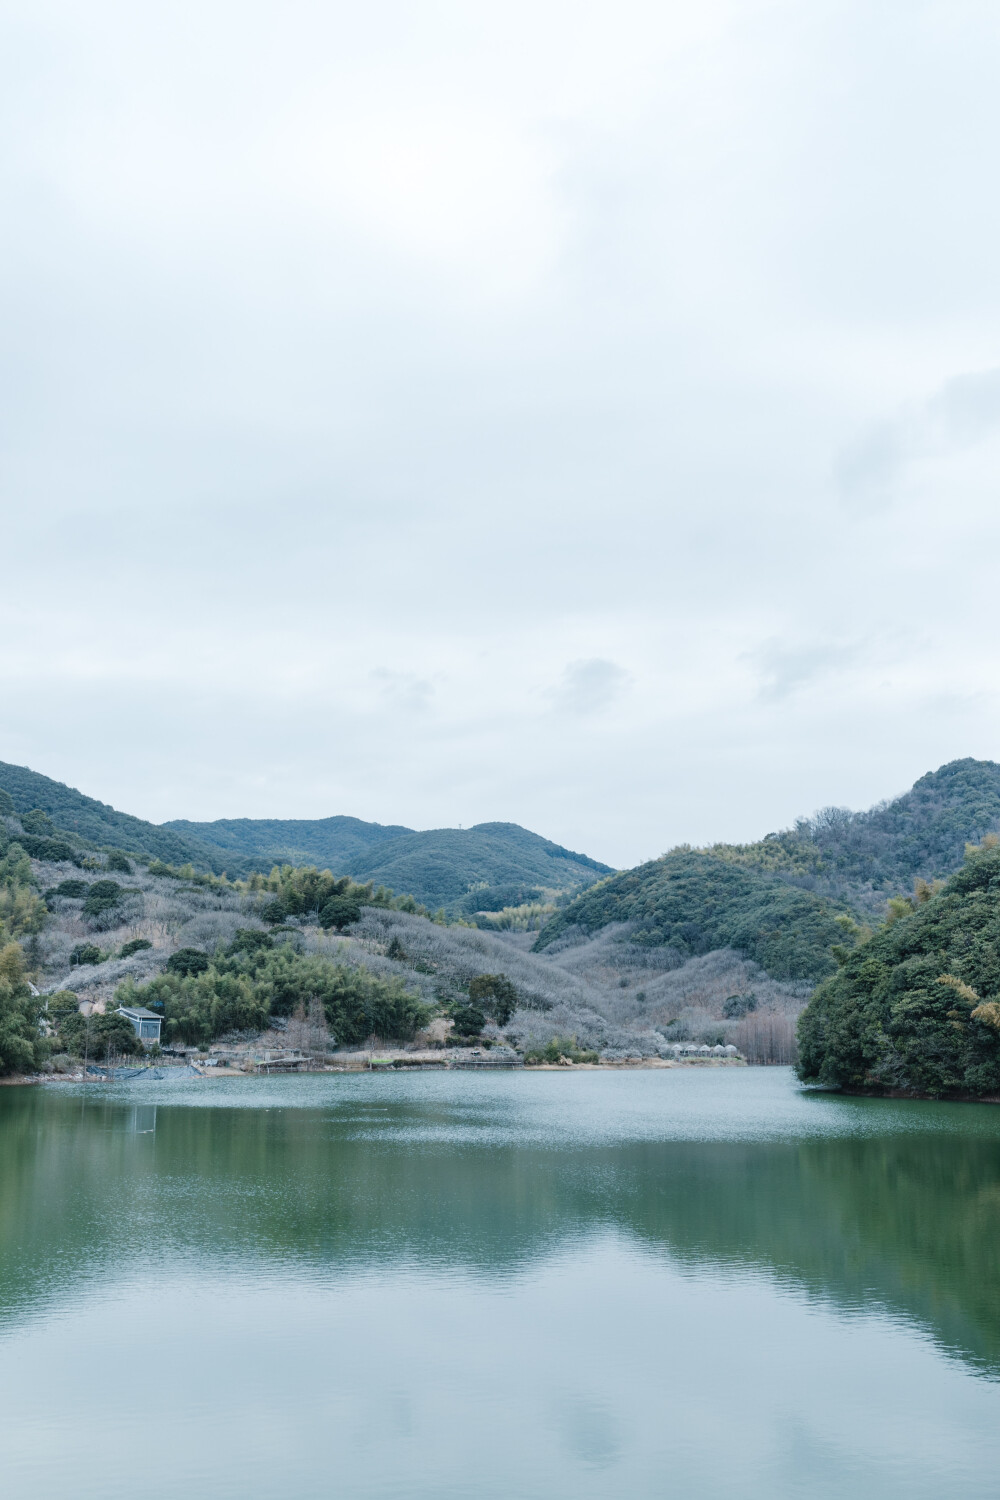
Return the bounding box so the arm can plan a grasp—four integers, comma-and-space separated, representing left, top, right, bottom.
260, 898, 290, 925
119, 941, 429, 1048
70, 944, 103, 967
468, 973, 518, 1026
120, 938, 152, 958
524, 1036, 599, 1065
60, 1009, 141, 1059
56, 880, 89, 899
451, 1003, 486, 1036
46, 990, 80, 1021
83, 881, 123, 919
319, 895, 363, 931
17, 835, 77, 862
230, 928, 274, 954
0, 790, 13, 817
105, 850, 133, 874
165, 948, 211, 977
723, 993, 758, 1018
21, 809, 55, 835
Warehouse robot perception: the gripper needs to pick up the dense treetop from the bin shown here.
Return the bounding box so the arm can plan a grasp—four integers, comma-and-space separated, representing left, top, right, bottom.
797, 841, 1000, 1097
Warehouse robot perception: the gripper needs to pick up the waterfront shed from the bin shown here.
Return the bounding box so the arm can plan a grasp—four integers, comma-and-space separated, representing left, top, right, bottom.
117, 1006, 163, 1045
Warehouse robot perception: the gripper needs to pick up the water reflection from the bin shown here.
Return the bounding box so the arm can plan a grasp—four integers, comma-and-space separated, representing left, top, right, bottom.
2, 1072, 1000, 1375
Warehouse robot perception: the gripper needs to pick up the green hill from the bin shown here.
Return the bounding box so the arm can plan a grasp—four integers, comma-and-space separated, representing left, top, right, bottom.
805, 758, 1000, 891
0, 760, 233, 871
534, 759, 1000, 984
163, 814, 412, 872
797, 841, 1000, 1098
166, 814, 610, 910
533, 849, 849, 981
0, 762, 610, 908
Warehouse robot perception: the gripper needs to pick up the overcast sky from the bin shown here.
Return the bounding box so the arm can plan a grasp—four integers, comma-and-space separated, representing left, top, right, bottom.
3, 0, 1000, 866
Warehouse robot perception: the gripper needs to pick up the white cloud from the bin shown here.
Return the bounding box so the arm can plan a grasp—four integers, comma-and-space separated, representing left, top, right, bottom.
549, 659, 631, 716
3, 1, 1000, 865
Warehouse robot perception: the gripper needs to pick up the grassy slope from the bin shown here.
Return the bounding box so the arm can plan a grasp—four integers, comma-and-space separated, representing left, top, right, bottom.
797, 844, 1000, 1097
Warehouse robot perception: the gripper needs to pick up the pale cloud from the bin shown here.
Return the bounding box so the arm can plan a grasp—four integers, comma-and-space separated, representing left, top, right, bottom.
549, 659, 631, 716
3, 1, 1000, 865
836, 367, 1000, 511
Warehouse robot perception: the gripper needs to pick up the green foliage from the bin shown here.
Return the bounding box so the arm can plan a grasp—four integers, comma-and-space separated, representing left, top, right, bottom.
524, 1036, 599, 1065
70, 944, 103, 967
244, 864, 425, 927
82, 880, 124, 919
705, 829, 824, 878
805, 759, 1000, 890
318, 895, 363, 930
119, 937, 430, 1047
534, 850, 850, 981
451, 1003, 486, 1036
461, 883, 543, 914
165, 948, 211, 977
467, 973, 518, 1026
161, 816, 612, 912
45, 991, 80, 1021
0, 843, 47, 945
0, 789, 13, 816
0, 943, 46, 1075
797, 843, 1000, 1096
21, 809, 55, 835
722, 993, 757, 1018
16, 835, 78, 862
59, 1008, 141, 1059
230, 928, 275, 955
0, 759, 238, 872
119, 938, 152, 958
104, 850, 133, 874
54, 880, 88, 898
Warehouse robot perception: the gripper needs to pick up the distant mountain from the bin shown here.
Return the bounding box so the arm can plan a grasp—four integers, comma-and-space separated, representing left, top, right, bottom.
0, 760, 233, 871
166, 814, 612, 910
534, 759, 1000, 979
0, 761, 612, 908
163, 814, 412, 872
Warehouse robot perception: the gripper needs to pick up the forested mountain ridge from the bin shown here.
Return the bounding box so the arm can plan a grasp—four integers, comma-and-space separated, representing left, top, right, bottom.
0, 760, 233, 871
162, 814, 413, 871
0, 761, 611, 911
534, 759, 1000, 982
164, 814, 611, 911
704, 758, 1000, 904
804, 758, 1000, 891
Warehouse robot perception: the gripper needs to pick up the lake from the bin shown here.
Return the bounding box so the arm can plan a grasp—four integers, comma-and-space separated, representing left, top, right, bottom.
2, 1067, 1000, 1499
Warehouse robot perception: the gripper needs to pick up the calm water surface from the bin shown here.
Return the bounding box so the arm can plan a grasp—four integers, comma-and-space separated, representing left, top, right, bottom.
3, 1067, 1000, 1499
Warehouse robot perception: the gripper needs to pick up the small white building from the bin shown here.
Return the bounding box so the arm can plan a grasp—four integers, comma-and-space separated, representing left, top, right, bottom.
117, 1006, 163, 1045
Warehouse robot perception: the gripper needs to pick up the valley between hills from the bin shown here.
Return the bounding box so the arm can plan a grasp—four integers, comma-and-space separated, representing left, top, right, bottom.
4, 756, 1000, 1093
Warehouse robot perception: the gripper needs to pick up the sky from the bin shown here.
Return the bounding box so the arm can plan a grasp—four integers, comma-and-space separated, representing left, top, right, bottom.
3, 0, 1000, 867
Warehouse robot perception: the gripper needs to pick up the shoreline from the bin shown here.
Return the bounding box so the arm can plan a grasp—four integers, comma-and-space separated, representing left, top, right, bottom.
832, 1084, 1000, 1105
4, 1056, 750, 1086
